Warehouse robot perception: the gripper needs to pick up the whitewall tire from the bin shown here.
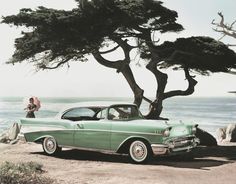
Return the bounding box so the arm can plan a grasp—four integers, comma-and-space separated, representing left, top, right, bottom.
129, 140, 151, 164
42, 136, 61, 155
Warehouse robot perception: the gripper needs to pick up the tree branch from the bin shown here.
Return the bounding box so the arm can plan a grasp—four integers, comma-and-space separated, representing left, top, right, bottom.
227, 44, 236, 47
99, 44, 120, 54
93, 37, 135, 71
93, 38, 144, 107
230, 20, 236, 29
92, 50, 123, 69
212, 12, 236, 40
143, 96, 153, 103
38, 57, 72, 70
163, 67, 198, 99
146, 60, 168, 99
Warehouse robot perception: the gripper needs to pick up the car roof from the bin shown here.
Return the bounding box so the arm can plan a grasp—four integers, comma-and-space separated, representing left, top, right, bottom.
64, 101, 135, 108
55, 101, 136, 117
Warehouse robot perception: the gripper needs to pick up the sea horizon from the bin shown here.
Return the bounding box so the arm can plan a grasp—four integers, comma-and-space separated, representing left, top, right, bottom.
1, 96, 236, 137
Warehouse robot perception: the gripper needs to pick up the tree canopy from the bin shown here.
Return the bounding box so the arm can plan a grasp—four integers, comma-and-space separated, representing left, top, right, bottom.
2, 0, 182, 68
151, 36, 236, 74
2, 0, 236, 119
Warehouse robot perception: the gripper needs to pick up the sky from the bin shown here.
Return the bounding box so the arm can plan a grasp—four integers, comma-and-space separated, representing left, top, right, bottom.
0, 0, 236, 98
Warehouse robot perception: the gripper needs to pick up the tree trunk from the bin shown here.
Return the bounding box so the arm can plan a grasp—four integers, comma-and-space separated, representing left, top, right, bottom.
120, 64, 144, 107
163, 67, 198, 99
92, 48, 144, 107
145, 60, 168, 119
145, 65, 198, 120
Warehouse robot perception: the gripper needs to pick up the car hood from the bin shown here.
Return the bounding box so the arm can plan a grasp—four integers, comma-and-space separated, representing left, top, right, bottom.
128, 119, 194, 127
125, 119, 195, 137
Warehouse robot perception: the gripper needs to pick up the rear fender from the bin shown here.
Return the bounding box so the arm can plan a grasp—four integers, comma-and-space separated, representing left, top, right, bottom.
27, 135, 53, 143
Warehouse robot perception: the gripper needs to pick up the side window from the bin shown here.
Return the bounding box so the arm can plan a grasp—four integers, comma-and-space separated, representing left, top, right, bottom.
108, 105, 142, 120
108, 108, 120, 120
62, 108, 95, 121
96, 108, 107, 119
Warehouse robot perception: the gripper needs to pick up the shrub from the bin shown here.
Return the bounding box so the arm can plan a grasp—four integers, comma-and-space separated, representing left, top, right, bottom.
0, 161, 55, 184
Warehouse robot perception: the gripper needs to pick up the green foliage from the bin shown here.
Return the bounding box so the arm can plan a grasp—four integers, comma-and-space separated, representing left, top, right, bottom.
2, 0, 235, 75
146, 36, 236, 74
1, 0, 182, 69
0, 161, 54, 184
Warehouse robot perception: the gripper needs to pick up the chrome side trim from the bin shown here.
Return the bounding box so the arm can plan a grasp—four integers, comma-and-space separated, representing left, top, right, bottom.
58, 145, 115, 154
23, 128, 162, 136
108, 130, 162, 136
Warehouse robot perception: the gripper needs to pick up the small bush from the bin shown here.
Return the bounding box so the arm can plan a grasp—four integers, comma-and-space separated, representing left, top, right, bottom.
0, 161, 54, 184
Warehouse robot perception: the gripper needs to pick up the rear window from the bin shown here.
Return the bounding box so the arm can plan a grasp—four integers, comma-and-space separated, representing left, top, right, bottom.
62, 107, 101, 121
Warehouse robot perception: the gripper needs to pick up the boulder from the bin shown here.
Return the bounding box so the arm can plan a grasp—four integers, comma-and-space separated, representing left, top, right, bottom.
0, 122, 21, 144
216, 127, 226, 142
231, 127, 236, 142
216, 124, 236, 143
0, 131, 8, 143
8, 122, 21, 140
195, 128, 217, 146
225, 124, 236, 142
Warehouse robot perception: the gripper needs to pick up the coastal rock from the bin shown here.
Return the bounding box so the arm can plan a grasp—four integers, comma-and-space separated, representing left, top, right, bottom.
0, 122, 21, 144
196, 128, 217, 146
0, 131, 9, 143
8, 122, 21, 140
216, 127, 226, 142
217, 124, 236, 142
225, 124, 236, 142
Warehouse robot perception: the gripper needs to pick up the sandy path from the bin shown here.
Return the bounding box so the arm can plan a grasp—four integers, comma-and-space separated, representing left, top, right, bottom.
1, 142, 236, 184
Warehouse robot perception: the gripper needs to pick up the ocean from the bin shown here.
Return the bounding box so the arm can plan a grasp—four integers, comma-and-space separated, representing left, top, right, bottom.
0, 96, 236, 137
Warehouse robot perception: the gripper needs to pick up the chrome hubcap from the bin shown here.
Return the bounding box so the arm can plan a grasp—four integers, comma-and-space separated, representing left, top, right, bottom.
47, 139, 55, 150
45, 137, 56, 153
133, 145, 145, 158
130, 141, 147, 162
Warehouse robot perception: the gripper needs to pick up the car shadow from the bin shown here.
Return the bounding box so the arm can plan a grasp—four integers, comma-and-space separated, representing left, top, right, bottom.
151, 145, 236, 169
33, 149, 131, 163
31, 145, 236, 169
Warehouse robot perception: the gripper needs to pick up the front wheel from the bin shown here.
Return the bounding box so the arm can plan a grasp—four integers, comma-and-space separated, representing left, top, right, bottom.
129, 140, 151, 164
42, 136, 61, 155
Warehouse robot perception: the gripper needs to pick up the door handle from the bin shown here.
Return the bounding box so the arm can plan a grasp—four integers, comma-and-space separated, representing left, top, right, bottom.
77, 124, 84, 129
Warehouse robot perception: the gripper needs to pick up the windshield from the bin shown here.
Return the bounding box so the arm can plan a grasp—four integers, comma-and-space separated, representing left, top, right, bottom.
108, 105, 143, 120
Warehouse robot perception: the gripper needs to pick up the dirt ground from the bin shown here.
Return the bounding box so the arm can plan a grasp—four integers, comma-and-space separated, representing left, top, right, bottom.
1, 141, 236, 184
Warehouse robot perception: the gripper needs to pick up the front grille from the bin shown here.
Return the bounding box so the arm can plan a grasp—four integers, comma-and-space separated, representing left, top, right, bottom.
167, 136, 195, 148
173, 140, 192, 148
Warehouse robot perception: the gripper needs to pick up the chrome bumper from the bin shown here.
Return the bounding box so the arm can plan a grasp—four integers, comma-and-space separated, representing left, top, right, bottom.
151, 137, 200, 156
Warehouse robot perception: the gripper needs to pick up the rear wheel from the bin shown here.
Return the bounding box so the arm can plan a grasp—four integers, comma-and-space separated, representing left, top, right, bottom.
42, 136, 61, 155
129, 140, 151, 164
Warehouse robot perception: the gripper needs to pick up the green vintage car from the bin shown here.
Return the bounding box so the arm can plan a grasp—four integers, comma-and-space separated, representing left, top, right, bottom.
20, 101, 199, 163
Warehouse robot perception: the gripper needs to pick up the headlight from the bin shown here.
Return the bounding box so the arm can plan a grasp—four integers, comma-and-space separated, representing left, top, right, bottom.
192, 124, 198, 134
163, 127, 172, 137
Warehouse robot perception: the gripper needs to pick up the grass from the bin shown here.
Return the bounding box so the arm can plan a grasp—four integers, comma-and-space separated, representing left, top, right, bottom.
0, 161, 55, 184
